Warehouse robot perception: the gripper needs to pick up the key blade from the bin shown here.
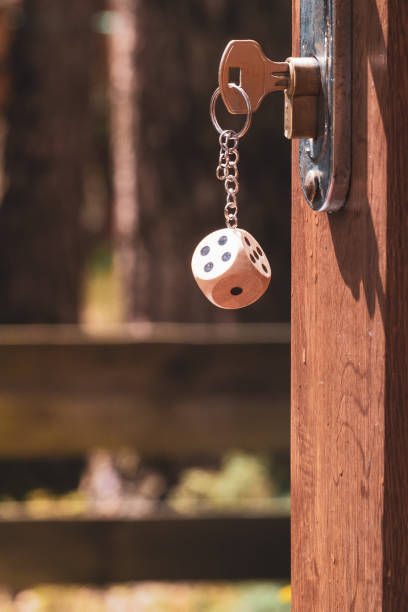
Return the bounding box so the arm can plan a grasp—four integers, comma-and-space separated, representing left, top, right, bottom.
219, 40, 289, 114
270, 72, 290, 89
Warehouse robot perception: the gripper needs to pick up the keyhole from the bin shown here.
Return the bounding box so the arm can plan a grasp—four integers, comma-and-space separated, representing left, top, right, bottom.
229, 67, 241, 86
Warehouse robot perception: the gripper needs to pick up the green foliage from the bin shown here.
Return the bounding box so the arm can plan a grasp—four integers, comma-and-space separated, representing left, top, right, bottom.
236, 583, 291, 612
168, 451, 290, 514
0, 583, 290, 612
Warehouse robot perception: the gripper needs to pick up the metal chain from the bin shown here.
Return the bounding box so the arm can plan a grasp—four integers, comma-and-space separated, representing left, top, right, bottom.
216, 129, 240, 228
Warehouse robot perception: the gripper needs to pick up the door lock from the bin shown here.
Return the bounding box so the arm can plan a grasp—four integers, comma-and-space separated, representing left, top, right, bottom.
219, 40, 321, 140
216, 0, 351, 213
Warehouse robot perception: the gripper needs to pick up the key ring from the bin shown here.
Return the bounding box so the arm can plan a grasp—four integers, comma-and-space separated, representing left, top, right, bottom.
210, 84, 252, 139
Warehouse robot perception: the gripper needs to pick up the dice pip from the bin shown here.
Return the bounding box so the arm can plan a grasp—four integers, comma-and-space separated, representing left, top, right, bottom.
191, 228, 271, 309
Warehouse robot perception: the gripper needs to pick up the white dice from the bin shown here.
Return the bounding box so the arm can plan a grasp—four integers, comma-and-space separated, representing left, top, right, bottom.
191, 228, 271, 309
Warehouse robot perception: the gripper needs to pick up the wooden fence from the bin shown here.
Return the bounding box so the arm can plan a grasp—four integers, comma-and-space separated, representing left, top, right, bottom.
0, 323, 290, 587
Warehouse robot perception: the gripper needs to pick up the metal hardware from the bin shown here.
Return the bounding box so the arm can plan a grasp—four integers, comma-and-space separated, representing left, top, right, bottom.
217, 130, 241, 228
219, 40, 289, 115
210, 84, 253, 229
304, 170, 321, 203
298, 0, 351, 212
284, 57, 320, 139
218, 40, 320, 139
217, 0, 351, 213
210, 84, 252, 139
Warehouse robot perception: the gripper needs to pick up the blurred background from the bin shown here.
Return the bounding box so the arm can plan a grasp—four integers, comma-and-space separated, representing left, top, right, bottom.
0, 0, 291, 610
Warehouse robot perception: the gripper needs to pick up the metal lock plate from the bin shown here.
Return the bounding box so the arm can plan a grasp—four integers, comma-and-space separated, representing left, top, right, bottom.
298, 0, 351, 212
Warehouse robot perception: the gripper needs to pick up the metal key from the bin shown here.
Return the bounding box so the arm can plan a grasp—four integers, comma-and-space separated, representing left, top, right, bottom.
218, 39, 290, 114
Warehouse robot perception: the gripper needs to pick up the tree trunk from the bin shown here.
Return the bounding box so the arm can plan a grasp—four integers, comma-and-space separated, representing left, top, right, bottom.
0, 0, 95, 323
111, 0, 291, 322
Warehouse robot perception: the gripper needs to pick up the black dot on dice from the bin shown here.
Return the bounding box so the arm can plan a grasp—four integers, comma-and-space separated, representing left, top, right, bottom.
222, 252, 231, 262
218, 235, 228, 245
244, 237, 251, 246
257, 247, 263, 256
230, 287, 243, 296
253, 250, 260, 260
250, 254, 256, 263
200, 246, 210, 256
204, 262, 214, 272
262, 264, 268, 273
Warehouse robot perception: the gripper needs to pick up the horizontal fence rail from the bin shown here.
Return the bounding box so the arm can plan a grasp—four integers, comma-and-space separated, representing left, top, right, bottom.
0, 323, 290, 457
0, 514, 290, 588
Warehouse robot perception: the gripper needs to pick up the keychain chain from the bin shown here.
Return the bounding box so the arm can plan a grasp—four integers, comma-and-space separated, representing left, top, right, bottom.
216, 129, 240, 228
210, 84, 252, 230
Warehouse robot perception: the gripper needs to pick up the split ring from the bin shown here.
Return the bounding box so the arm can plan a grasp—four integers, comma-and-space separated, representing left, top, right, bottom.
210, 84, 252, 139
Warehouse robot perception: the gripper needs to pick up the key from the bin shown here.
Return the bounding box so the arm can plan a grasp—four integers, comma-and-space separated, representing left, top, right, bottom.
218, 39, 289, 114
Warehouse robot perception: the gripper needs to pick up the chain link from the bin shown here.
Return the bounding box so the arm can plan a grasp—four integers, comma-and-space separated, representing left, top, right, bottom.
216, 129, 240, 228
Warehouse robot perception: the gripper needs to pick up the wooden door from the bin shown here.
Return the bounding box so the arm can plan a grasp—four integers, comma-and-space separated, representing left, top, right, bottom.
291, 0, 408, 609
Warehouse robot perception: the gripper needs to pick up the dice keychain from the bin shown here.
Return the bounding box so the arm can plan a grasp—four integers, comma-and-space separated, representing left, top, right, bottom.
191, 83, 271, 309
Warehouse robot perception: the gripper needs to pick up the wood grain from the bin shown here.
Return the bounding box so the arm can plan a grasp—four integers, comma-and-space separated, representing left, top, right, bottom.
0, 515, 290, 588
291, 0, 408, 609
383, 0, 408, 607
0, 323, 289, 457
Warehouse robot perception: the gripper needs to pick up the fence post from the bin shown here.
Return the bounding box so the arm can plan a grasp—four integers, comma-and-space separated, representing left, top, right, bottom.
291, 0, 408, 608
